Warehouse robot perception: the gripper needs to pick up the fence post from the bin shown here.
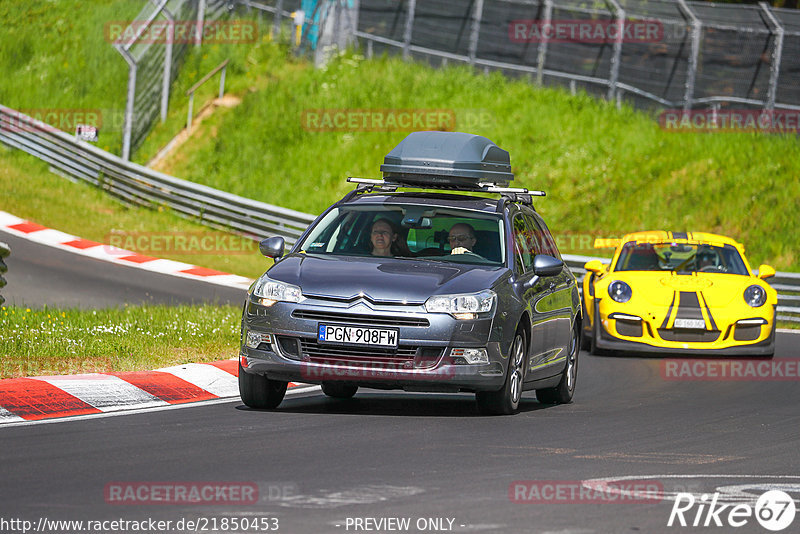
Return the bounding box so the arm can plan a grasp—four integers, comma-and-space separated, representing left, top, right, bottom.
760, 2, 784, 112
161, 6, 175, 123
536, 0, 553, 86
606, 0, 624, 101
273, 0, 285, 39
116, 45, 137, 161
677, 0, 701, 113
402, 0, 417, 60
196, 0, 207, 46
468, 0, 484, 65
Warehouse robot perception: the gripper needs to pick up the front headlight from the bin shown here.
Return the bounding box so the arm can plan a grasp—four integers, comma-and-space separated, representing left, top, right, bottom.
743, 285, 766, 307
252, 274, 305, 306
608, 280, 632, 303
424, 290, 496, 319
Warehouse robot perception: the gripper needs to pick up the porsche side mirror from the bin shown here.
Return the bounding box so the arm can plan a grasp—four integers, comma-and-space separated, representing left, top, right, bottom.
584, 259, 606, 274
757, 264, 776, 280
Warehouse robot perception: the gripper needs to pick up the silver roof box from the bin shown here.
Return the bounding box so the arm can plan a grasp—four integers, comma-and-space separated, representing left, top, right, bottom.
380, 131, 514, 189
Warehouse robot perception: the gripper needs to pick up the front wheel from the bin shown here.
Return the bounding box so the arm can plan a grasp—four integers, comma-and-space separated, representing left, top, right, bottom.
536, 323, 579, 404
476, 329, 526, 415
238, 362, 288, 409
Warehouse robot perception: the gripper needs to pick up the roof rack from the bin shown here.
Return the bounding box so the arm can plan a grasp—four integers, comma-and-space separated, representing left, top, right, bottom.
347, 177, 545, 197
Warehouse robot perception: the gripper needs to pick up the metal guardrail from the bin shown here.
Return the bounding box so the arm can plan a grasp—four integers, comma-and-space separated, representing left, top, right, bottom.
0, 103, 797, 323
0, 104, 316, 246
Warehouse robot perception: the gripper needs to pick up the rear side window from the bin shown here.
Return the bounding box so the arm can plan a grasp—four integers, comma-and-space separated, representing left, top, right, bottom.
524, 212, 562, 260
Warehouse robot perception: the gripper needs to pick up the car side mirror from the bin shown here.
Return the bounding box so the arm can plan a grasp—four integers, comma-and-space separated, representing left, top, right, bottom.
584, 259, 605, 274
259, 236, 285, 259
757, 264, 776, 280
521, 255, 564, 290
533, 254, 564, 277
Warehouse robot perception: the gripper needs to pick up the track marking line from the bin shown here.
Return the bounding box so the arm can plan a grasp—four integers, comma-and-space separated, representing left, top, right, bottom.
0, 385, 320, 429
0, 210, 253, 290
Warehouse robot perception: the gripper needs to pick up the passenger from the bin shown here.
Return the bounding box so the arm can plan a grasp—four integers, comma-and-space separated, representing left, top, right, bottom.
448, 223, 477, 255
370, 218, 398, 257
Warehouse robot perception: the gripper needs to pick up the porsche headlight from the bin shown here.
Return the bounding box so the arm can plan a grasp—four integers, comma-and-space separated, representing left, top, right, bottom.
424, 290, 496, 319
743, 285, 766, 308
608, 280, 632, 303
252, 274, 305, 306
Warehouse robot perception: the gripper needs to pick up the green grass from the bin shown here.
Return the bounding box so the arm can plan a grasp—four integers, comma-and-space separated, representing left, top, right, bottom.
0, 304, 241, 379
0, 0, 145, 154
0, 147, 271, 279
1, 4, 798, 272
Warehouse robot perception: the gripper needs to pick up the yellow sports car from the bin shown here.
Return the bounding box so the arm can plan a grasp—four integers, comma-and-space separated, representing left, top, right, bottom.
582, 231, 777, 356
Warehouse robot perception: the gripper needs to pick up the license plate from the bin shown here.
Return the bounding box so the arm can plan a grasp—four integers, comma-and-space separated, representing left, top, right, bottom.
673, 318, 705, 330
318, 324, 398, 348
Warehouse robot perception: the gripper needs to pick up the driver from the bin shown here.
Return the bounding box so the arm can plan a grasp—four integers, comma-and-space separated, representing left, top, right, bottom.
696, 250, 716, 271
448, 223, 477, 255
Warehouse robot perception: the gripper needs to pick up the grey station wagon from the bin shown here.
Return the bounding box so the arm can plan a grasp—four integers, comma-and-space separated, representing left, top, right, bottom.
239, 132, 581, 414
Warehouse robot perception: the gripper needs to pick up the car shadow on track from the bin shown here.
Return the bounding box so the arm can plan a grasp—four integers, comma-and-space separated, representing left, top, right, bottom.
235, 392, 554, 417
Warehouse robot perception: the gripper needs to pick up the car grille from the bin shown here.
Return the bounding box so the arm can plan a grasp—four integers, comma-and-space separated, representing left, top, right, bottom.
292, 310, 429, 327
298, 339, 442, 368
733, 324, 761, 341
658, 329, 721, 343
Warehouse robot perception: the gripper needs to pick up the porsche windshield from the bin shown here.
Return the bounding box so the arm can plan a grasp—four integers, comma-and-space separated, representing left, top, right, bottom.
299, 205, 505, 266
615, 242, 748, 275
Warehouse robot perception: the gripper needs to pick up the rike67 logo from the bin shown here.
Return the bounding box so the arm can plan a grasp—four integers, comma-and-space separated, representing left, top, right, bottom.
668, 490, 796, 531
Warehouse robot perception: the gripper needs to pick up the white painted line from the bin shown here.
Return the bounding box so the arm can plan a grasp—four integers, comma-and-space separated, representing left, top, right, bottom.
22, 228, 76, 246
156, 363, 240, 398
0, 385, 321, 429
31, 374, 169, 412
777, 328, 800, 334
0, 210, 254, 291
0, 212, 24, 226
0, 407, 25, 423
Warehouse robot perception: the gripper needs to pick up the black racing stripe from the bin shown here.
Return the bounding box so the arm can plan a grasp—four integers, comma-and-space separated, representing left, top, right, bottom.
698, 292, 718, 331
673, 232, 688, 240
661, 291, 677, 329
675, 291, 705, 321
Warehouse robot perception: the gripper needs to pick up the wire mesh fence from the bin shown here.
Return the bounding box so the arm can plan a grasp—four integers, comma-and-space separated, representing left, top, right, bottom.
354, 0, 800, 113
114, 0, 231, 160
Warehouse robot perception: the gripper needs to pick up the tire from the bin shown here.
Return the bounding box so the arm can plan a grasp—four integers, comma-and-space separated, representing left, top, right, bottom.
589, 301, 606, 356
476, 329, 526, 415
238, 362, 288, 409
321, 382, 358, 399
536, 323, 579, 404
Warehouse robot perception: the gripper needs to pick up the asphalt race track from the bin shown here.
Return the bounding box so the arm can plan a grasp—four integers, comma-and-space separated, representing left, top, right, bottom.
0, 229, 246, 308
1, 231, 799, 533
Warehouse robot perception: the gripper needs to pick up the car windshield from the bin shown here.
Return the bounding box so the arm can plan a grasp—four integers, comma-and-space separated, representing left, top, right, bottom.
614, 242, 749, 275
298, 204, 505, 266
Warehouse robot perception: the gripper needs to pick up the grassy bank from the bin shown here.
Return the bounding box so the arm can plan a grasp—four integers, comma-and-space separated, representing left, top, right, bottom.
0, 304, 241, 378
152, 50, 800, 271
